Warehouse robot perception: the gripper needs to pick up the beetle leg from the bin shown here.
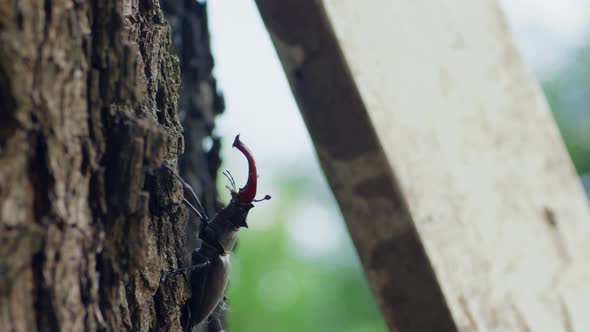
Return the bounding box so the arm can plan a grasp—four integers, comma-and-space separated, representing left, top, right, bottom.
182, 198, 203, 220
207, 306, 225, 332
253, 194, 272, 202
164, 164, 208, 221
161, 260, 211, 282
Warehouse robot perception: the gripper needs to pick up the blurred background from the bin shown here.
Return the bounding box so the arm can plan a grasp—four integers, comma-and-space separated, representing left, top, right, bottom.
205, 1, 590, 331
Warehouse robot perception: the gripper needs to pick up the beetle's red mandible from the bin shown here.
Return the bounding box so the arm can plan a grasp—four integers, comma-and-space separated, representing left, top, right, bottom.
232, 134, 257, 203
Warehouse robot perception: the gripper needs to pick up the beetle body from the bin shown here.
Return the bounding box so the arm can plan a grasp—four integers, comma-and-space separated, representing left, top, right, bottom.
187, 194, 253, 326
186, 247, 230, 326
168, 135, 269, 330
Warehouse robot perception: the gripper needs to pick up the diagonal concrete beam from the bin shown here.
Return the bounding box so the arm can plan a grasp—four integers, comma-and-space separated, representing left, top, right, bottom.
255, 0, 590, 331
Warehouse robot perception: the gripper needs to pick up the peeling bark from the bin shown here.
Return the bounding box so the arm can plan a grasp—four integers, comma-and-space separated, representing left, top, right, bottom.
0, 0, 219, 331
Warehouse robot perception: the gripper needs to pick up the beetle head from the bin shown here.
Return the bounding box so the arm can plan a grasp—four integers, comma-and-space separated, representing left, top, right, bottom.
222, 135, 271, 228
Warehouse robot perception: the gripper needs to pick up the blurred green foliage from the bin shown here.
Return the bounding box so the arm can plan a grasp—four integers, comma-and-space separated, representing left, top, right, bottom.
543, 46, 590, 175
226, 176, 387, 332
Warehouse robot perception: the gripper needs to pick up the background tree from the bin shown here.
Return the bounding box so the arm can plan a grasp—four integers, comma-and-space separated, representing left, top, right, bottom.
0, 1, 221, 331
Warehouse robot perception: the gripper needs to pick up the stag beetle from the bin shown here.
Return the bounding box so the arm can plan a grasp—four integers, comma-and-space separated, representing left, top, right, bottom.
163, 134, 270, 330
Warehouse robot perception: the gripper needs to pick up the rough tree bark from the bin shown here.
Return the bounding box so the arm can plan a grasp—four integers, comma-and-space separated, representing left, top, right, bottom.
0, 1, 221, 331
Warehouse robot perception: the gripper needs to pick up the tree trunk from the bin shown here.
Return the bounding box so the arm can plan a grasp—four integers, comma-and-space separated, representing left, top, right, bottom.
0, 1, 220, 331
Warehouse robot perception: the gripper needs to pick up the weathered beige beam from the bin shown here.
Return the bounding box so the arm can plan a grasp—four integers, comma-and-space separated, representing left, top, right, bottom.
255, 1, 590, 331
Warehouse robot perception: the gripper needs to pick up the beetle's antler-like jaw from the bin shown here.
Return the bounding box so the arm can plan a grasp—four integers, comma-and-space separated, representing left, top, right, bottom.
232, 134, 258, 203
